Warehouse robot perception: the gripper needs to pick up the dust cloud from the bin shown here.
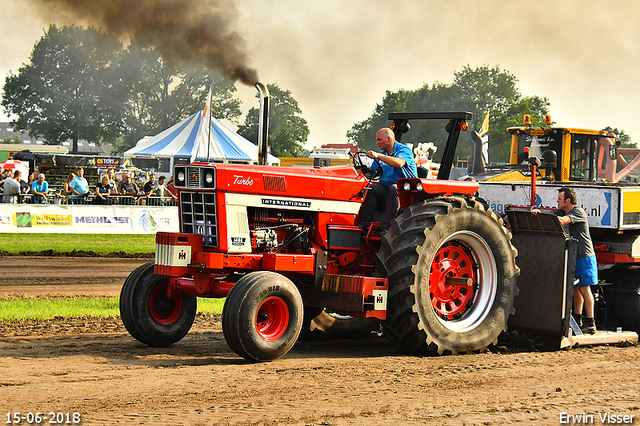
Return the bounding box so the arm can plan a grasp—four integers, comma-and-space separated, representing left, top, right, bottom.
231, 0, 640, 146
28, 0, 259, 85
2, 0, 640, 146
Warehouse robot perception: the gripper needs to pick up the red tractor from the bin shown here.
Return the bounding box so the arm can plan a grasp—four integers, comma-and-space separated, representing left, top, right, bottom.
120, 84, 521, 361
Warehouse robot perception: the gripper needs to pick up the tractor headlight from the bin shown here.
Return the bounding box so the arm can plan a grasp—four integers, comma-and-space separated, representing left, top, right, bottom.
403, 182, 412, 192
174, 167, 186, 187
415, 181, 424, 192
203, 168, 216, 188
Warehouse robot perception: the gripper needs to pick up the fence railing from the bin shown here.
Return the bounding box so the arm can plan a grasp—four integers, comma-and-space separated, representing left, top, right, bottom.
6, 193, 178, 206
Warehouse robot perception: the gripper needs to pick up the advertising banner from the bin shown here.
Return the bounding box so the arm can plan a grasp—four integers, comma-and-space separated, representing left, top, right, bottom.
478, 182, 619, 229
0, 204, 179, 234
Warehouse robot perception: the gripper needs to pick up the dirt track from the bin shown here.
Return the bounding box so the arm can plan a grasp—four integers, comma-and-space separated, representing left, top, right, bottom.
1, 257, 639, 425
0, 256, 149, 296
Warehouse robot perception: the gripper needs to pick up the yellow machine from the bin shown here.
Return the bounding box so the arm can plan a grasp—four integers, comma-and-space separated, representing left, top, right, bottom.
472, 115, 640, 337
474, 114, 640, 184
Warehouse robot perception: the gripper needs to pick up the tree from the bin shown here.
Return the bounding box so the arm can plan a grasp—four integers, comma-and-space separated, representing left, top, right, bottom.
237, 83, 309, 157
452, 65, 550, 160
347, 65, 550, 163
1, 136, 21, 144
2, 25, 123, 152
111, 41, 242, 154
603, 126, 636, 148
3, 26, 244, 155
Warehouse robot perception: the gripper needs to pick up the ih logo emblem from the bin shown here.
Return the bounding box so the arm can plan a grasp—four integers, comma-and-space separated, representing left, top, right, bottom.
178, 250, 186, 260
373, 290, 387, 310
231, 237, 246, 246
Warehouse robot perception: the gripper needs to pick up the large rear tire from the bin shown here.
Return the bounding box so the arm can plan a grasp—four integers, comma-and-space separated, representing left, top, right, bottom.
222, 271, 304, 362
119, 263, 196, 347
616, 291, 640, 333
378, 197, 520, 354
606, 267, 640, 332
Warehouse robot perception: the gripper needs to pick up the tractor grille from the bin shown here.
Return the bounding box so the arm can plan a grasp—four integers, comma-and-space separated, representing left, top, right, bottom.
263, 174, 286, 192
180, 191, 218, 248
187, 167, 201, 188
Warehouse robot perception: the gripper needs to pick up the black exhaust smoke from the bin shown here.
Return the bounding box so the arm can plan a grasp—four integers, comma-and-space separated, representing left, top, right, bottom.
28, 0, 259, 85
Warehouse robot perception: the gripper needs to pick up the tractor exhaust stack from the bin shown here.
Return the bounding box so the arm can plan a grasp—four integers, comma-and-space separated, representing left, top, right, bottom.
256, 82, 270, 166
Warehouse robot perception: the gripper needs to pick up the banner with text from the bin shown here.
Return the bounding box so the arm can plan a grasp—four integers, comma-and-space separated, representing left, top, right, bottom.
0, 204, 179, 234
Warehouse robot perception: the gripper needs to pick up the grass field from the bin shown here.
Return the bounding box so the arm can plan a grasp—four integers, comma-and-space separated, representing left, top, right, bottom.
0, 295, 225, 321
1, 233, 156, 254
1, 233, 157, 320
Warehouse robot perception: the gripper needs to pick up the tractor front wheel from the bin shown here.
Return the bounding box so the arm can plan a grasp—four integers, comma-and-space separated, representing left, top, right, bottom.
119, 262, 196, 347
222, 271, 303, 362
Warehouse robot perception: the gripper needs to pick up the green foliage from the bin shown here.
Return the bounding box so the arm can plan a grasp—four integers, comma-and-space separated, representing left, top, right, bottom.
603, 126, 636, 148
2, 25, 123, 152
237, 83, 309, 157
2, 26, 243, 155
347, 65, 550, 163
1, 136, 21, 144
0, 295, 224, 320
111, 41, 242, 154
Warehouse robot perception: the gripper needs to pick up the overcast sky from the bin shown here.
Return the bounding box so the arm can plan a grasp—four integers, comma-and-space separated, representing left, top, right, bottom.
1, 0, 639, 149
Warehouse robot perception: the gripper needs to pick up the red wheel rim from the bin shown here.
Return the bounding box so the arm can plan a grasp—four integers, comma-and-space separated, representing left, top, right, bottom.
429, 240, 477, 320
255, 296, 289, 341
149, 283, 183, 325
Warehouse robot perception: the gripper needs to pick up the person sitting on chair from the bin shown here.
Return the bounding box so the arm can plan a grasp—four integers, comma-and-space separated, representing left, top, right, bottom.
359, 127, 417, 236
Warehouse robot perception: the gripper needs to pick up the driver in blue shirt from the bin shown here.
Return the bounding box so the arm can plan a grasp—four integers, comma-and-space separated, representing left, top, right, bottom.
360, 127, 417, 236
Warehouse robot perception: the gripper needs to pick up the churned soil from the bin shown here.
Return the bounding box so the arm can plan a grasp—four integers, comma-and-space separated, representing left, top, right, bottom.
0, 256, 149, 296
1, 256, 639, 425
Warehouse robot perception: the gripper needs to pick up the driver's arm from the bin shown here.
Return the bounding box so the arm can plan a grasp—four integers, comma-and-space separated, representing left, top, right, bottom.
366, 151, 406, 169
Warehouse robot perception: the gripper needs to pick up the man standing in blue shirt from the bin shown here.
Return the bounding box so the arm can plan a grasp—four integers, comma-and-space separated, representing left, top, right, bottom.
31, 173, 49, 204
360, 127, 417, 236
69, 168, 90, 204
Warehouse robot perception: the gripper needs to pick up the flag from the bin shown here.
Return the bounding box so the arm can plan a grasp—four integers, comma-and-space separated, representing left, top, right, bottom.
190, 83, 214, 163
479, 112, 489, 165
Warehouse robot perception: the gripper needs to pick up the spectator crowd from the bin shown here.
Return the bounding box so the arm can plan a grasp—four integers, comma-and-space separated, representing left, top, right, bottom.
0, 168, 178, 206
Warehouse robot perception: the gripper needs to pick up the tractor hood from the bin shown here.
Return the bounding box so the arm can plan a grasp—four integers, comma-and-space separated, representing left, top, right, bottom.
174, 163, 368, 203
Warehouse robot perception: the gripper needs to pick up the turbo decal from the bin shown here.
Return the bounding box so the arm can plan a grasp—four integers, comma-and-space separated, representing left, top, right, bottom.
233, 175, 254, 186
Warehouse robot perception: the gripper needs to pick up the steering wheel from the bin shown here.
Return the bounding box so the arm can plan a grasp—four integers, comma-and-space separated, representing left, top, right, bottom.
350, 151, 383, 180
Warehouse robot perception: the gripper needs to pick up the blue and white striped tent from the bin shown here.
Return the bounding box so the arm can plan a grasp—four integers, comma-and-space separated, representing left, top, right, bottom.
124, 110, 280, 167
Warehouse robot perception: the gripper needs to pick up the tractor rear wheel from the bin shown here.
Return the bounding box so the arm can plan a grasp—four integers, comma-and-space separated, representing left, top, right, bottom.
616, 290, 640, 333
607, 267, 640, 332
222, 271, 304, 362
378, 197, 520, 354
119, 262, 196, 347
599, 266, 640, 333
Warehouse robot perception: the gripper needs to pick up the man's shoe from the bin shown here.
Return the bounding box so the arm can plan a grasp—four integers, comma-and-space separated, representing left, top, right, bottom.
581, 317, 596, 335
571, 313, 583, 327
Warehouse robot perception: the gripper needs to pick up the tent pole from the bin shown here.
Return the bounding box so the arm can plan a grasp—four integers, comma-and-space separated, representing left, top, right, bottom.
207, 81, 214, 162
